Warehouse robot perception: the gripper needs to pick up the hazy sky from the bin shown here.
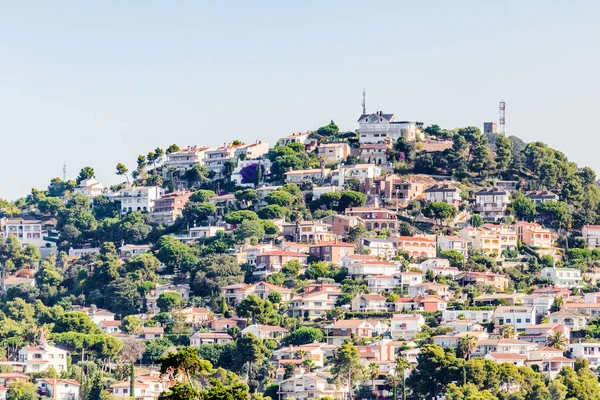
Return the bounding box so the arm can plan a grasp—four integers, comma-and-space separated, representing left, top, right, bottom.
1, 1, 599, 200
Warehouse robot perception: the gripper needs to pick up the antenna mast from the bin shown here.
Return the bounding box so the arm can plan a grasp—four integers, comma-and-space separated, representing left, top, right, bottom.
362, 88, 366, 115
499, 101, 506, 135
62, 162, 67, 181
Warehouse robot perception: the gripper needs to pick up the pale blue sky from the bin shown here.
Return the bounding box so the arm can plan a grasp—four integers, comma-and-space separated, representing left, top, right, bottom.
1, 1, 599, 199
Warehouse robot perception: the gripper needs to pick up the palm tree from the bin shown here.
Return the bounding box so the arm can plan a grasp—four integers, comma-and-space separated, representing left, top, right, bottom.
501, 324, 517, 339
458, 334, 478, 360
368, 362, 379, 391
394, 356, 412, 400
302, 358, 315, 373
547, 331, 569, 351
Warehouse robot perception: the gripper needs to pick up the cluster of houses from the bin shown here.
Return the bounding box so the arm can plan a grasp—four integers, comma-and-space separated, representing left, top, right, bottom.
5, 111, 600, 400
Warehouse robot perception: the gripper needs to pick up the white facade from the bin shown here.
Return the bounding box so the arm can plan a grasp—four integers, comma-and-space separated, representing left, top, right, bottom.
540, 267, 582, 288
437, 235, 469, 258
37, 379, 80, 400
474, 187, 510, 221
442, 309, 495, 324
424, 183, 461, 205
278, 373, 347, 400
115, 186, 164, 214
164, 146, 211, 171
18, 344, 68, 373
0, 218, 45, 247
357, 112, 422, 143
493, 306, 536, 331
569, 343, 600, 369
390, 314, 425, 340
583, 225, 600, 249
74, 178, 104, 197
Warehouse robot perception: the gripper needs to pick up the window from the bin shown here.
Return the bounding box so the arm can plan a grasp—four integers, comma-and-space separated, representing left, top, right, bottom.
526, 319, 531, 323
516, 319, 522, 324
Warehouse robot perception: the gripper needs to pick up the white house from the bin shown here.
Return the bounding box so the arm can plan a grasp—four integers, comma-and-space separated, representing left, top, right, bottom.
317, 143, 351, 163
361, 238, 396, 259
115, 186, 164, 214
278, 372, 347, 400
493, 306, 536, 332
474, 187, 510, 221
110, 373, 167, 399
442, 309, 495, 324
189, 332, 233, 346
164, 146, 211, 171
74, 177, 105, 198
540, 267, 582, 288
278, 132, 312, 146
18, 343, 68, 373
582, 225, 600, 249
285, 169, 332, 184
569, 343, 600, 369
241, 325, 288, 340
0, 218, 45, 248
424, 183, 462, 205
37, 378, 80, 400
351, 294, 387, 312
437, 235, 469, 258
346, 260, 400, 278
408, 282, 450, 299
547, 310, 588, 331
390, 314, 425, 340
357, 112, 422, 143
334, 164, 382, 185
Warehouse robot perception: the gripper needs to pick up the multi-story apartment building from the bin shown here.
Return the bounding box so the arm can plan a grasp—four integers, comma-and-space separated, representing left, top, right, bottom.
358, 143, 390, 165
289, 289, 342, 320
526, 190, 559, 204
582, 225, 600, 249
474, 187, 510, 221
282, 221, 333, 243
344, 207, 398, 232
335, 164, 382, 184
254, 250, 308, 277
515, 221, 552, 248
540, 267, 582, 288
221, 281, 292, 306
278, 372, 347, 400
324, 320, 374, 345
163, 145, 211, 171
285, 169, 332, 184
18, 342, 68, 373
308, 240, 355, 264
369, 174, 424, 204
0, 218, 44, 247
424, 183, 462, 205
151, 190, 191, 225
458, 225, 517, 256
493, 306, 536, 331
115, 186, 164, 214
346, 259, 400, 278
569, 343, 600, 369
357, 111, 422, 143
390, 314, 425, 340
278, 132, 312, 146
437, 235, 469, 258
392, 236, 437, 259
456, 271, 509, 290
317, 143, 351, 163
204, 141, 269, 178
319, 214, 363, 236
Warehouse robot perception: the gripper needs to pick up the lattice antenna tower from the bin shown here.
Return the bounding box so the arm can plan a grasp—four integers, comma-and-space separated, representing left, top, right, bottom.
499, 101, 506, 135
62, 162, 67, 181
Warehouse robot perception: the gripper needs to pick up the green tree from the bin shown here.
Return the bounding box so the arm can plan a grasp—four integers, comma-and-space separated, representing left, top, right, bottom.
457, 334, 478, 360
189, 190, 217, 203
511, 192, 536, 222
54, 312, 101, 334
6, 380, 39, 400
316, 120, 339, 137
116, 163, 130, 185
495, 135, 513, 173
422, 202, 458, 225
225, 210, 259, 224
236, 334, 270, 382
182, 202, 217, 226
157, 292, 184, 313
439, 250, 464, 267
192, 254, 244, 297
87, 373, 107, 400
234, 220, 265, 243
546, 330, 569, 351
445, 383, 498, 400
159, 347, 212, 386
470, 214, 484, 228
121, 315, 144, 335
282, 260, 302, 279
338, 191, 367, 211
265, 190, 294, 208
257, 205, 287, 219
281, 327, 324, 346
330, 339, 366, 399
77, 166, 95, 184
